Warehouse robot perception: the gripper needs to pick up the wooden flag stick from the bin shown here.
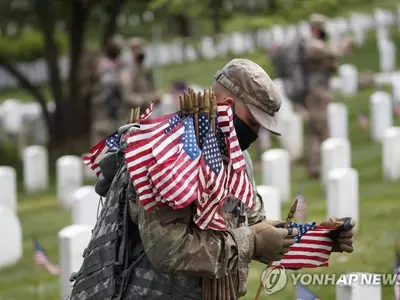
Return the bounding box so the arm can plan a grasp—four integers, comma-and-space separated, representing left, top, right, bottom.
254, 199, 298, 300
193, 90, 200, 145
179, 94, 185, 115
209, 93, 215, 134
199, 91, 205, 113
127, 108, 135, 124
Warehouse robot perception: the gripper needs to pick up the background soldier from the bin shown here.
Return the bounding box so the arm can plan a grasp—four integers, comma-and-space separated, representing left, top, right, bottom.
91, 39, 124, 145
120, 37, 162, 117
303, 14, 353, 178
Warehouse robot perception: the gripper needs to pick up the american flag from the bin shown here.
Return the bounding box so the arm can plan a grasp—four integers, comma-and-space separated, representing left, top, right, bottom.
217, 103, 254, 209
295, 284, 319, 300
140, 101, 154, 120
34, 239, 60, 275
273, 222, 334, 269
294, 192, 307, 223
394, 102, 400, 119
395, 245, 400, 300
124, 113, 181, 211
196, 129, 228, 230
82, 132, 119, 177
148, 117, 202, 209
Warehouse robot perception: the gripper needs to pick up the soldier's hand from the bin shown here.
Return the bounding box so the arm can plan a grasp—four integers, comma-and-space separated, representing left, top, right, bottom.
320, 217, 355, 253
250, 221, 298, 262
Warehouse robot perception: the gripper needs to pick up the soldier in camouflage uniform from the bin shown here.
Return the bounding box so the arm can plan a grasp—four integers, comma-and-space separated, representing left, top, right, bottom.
67, 59, 356, 300
91, 40, 125, 145
303, 14, 353, 178
120, 37, 161, 118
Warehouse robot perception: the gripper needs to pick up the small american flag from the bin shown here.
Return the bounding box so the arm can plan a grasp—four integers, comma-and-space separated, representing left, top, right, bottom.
140, 101, 155, 120
357, 112, 369, 130
148, 117, 201, 209
394, 103, 400, 119
273, 222, 334, 269
124, 113, 181, 211
196, 129, 228, 230
295, 284, 319, 300
34, 239, 60, 275
395, 245, 400, 300
82, 132, 119, 177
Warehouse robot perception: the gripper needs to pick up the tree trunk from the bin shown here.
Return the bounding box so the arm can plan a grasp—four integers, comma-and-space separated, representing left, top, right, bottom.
34, 0, 66, 146
101, 0, 127, 48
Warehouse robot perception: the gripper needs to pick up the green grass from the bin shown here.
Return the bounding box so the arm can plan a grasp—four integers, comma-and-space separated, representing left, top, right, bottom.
0, 26, 400, 300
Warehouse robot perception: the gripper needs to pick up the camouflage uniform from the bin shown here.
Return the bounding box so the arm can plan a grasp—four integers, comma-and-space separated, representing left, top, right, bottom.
120, 38, 159, 118
303, 14, 352, 177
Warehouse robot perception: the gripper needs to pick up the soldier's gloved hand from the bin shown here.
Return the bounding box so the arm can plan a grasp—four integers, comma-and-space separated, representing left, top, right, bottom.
320, 217, 355, 253
250, 221, 298, 262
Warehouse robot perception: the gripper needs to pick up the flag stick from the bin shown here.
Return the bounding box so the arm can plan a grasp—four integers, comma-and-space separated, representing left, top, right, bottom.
179, 94, 184, 115
192, 89, 200, 146
254, 199, 298, 300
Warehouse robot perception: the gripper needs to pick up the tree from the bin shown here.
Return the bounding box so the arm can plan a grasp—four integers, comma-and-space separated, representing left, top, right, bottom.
0, 0, 128, 152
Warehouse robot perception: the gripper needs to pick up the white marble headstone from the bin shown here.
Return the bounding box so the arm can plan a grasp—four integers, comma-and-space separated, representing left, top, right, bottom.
391, 73, 400, 103
378, 40, 396, 72
328, 103, 348, 139
59, 224, 92, 299
339, 64, 358, 96
370, 91, 393, 142
382, 127, 400, 181
71, 186, 101, 228
326, 168, 359, 228
261, 149, 291, 202
0, 205, 22, 268
321, 138, 351, 184
56, 155, 84, 208
336, 273, 381, 300
257, 185, 281, 221
0, 166, 17, 212
23, 145, 48, 193
279, 113, 303, 161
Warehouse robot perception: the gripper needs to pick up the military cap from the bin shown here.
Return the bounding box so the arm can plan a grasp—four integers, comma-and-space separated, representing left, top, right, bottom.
214, 59, 282, 135
308, 13, 328, 28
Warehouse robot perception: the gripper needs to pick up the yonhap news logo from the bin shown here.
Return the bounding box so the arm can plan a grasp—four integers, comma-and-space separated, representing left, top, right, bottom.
260, 267, 400, 295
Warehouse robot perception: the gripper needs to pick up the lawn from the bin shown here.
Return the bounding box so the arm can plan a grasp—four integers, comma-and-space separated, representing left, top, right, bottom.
0, 28, 399, 300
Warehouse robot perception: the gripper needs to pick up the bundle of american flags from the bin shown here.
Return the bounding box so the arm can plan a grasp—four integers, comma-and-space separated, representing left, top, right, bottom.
123, 90, 254, 230
272, 222, 334, 269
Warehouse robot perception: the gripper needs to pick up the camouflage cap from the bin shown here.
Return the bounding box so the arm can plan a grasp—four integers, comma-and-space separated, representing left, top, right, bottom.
214, 59, 281, 135
308, 13, 328, 28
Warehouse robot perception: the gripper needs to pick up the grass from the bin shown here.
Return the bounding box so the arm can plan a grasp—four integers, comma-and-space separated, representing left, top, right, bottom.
0, 26, 400, 300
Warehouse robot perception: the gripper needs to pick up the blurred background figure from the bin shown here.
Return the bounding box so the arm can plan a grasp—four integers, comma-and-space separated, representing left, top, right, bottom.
91, 39, 124, 145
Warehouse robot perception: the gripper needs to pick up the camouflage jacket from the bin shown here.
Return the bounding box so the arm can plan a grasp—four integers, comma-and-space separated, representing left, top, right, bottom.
303, 37, 352, 89
128, 149, 265, 298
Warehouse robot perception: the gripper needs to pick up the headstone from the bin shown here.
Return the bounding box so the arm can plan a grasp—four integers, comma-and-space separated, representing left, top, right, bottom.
339, 64, 358, 96
370, 91, 393, 142
336, 273, 381, 300
326, 168, 359, 228
59, 224, 92, 299
391, 73, 400, 103
0, 205, 22, 268
328, 103, 348, 139
321, 138, 351, 184
257, 185, 281, 221
71, 186, 101, 227
382, 127, 400, 181
261, 149, 291, 202
23, 145, 48, 193
56, 156, 83, 208
378, 40, 396, 72
279, 113, 304, 161
230, 32, 246, 55
0, 166, 17, 212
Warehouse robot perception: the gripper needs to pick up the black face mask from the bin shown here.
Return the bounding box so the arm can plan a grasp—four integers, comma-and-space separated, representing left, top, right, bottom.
319, 30, 327, 41
233, 114, 258, 151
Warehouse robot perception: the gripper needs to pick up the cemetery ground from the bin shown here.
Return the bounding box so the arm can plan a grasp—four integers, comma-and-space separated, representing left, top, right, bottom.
0, 33, 400, 299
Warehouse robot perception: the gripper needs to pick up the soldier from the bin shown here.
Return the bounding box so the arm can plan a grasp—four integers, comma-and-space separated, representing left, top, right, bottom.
303, 14, 352, 178
120, 37, 162, 117
67, 59, 356, 300
90, 39, 124, 145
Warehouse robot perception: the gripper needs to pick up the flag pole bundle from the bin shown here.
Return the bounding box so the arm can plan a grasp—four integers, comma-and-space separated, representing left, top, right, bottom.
123, 87, 255, 230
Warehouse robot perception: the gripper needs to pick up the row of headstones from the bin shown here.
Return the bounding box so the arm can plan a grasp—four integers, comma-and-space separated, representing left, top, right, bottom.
0, 7, 398, 89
